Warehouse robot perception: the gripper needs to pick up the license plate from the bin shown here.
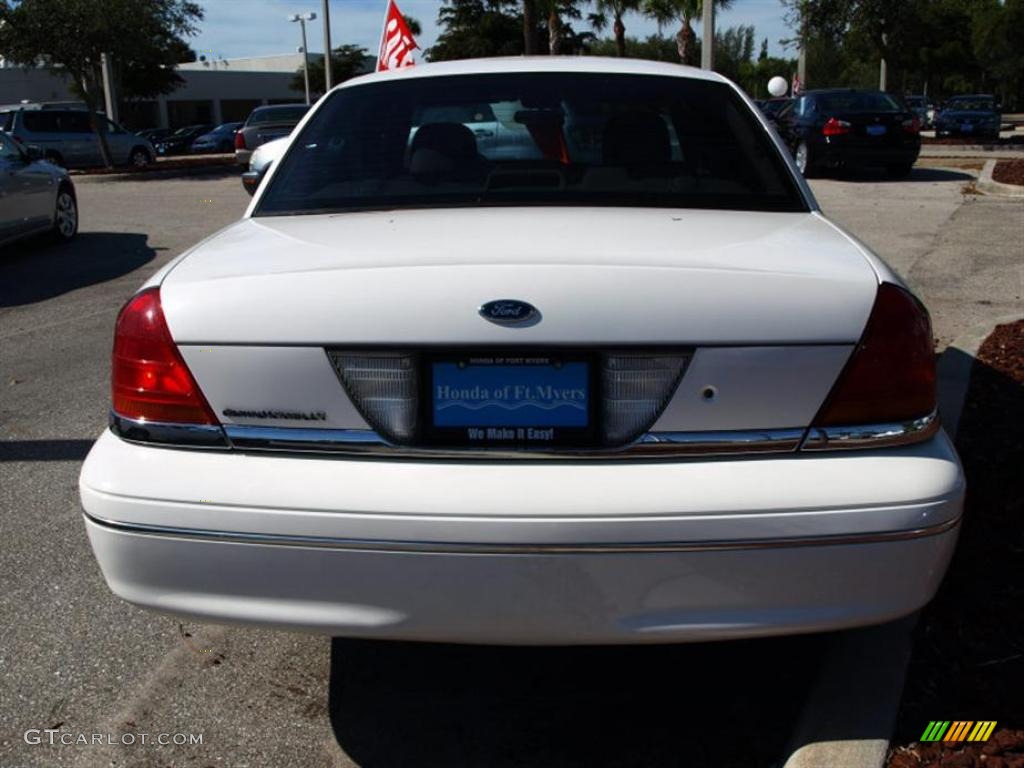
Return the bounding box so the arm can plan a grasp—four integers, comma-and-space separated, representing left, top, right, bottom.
430, 356, 591, 446
961, 123, 974, 132
866, 125, 887, 136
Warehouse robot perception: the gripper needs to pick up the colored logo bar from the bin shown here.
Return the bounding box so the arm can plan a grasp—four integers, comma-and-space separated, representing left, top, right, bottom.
920, 721, 997, 742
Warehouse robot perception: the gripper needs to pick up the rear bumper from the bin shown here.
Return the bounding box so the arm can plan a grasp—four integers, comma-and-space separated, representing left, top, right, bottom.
80, 429, 964, 644
235, 149, 253, 165
818, 139, 920, 168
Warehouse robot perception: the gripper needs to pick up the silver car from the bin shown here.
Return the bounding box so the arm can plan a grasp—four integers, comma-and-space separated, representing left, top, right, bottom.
3, 108, 154, 169
0, 134, 77, 246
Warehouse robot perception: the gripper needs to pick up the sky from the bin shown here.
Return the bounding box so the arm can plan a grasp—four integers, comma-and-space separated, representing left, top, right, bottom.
189, 0, 796, 63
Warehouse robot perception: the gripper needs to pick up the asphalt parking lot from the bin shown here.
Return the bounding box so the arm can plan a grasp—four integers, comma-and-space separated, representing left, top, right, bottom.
1, 166, 1022, 767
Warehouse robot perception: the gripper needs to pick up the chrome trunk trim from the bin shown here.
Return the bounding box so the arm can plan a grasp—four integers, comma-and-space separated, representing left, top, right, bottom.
222, 425, 805, 459
109, 413, 229, 448
800, 411, 939, 451
82, 510, 962, 554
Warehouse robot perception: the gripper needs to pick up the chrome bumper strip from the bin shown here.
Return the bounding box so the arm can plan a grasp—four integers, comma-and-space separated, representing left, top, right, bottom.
222, 424, 806, 460
800, 411, 939, 451
83, 510, 961, 554
109, 413, 229, 448
108, 411, 939, 459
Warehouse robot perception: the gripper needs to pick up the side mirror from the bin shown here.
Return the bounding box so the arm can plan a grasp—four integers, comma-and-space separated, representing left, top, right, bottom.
241, 166, 268, 196
25, 144, 44, 162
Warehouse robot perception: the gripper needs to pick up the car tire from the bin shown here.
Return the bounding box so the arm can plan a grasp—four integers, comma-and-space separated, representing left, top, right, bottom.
794, 141, 817, 177
49, 185, 78, 243
886, 162, 914, 179
129, 147, 152, 168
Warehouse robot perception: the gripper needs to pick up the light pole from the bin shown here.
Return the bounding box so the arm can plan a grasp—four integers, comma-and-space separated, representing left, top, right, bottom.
321, 0, 332, 91
700, 0, 714, 70
288, 12, 317, 105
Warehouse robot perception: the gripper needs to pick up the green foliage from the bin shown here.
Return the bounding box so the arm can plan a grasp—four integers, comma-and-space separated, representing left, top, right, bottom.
0, 0, 202, 101
291, 44, 371, 95
427, 0, 525, 61
784, 0, 1024, 108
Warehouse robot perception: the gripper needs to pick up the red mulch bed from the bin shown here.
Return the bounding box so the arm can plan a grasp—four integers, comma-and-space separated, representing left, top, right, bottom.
886, 320, 1024, 768
992, 159, 1024, 186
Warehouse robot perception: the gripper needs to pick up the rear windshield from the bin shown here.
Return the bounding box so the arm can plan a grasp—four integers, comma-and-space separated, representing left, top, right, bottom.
816, 91, 902, 113
256, 73, 806, 216
247, 106, 309, 125
945, 98, 995, 111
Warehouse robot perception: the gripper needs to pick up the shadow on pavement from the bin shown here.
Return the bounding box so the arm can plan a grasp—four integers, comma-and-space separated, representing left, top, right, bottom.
0, 439, 94, 462
329, 635, 825, 767
892, 328, 1024, 744
0, 232, 158, 307
825, 167, 975, 183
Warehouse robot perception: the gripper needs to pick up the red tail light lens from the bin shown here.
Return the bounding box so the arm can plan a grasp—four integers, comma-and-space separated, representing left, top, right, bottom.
822, 117, 852, 137
902, 116, 921, 134
111, 288, 218, 424
234, 131, 246, 150
812, 283, 935, 426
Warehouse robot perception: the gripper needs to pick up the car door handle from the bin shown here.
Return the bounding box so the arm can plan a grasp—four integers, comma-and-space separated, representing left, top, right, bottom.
473, 130, 494, 138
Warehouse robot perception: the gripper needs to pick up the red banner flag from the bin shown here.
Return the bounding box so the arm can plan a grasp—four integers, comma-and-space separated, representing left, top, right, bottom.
377, 0, 418, 72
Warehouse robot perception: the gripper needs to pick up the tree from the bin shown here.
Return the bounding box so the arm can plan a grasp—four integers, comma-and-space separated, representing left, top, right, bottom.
0, 0, 202, 168
643, 0, 733, 65
291, 45, 371, 96
428, 0, 524, 61
591, 0, 642, 57
540, 0, 583, 54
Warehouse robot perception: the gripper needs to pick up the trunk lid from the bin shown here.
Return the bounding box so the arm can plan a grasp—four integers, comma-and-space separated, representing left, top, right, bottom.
161, 207, 876, 345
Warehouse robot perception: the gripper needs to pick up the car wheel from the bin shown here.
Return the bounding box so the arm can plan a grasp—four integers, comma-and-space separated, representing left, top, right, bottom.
50, 186, 78, 242
794, 141, 816, 177
44, 150, 65, 168
130, 147, 152, 168
886, 162, 914, 179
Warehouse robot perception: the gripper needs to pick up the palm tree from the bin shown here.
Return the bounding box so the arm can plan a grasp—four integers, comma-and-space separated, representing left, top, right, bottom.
643, 0, 732, 65
592, 0, 642, 57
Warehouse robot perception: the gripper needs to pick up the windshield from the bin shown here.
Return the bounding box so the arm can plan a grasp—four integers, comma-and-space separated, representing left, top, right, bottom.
256, 73, 806, 217
816, 91, 903, 113
945, 98, 994, 112
248, 106, 308, 125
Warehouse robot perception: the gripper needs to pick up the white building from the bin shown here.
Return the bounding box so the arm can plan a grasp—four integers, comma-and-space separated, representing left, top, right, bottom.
0, 55, 310, 129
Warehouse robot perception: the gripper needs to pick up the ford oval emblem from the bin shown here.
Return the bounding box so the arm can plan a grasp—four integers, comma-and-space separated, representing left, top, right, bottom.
479, 299, 540, 326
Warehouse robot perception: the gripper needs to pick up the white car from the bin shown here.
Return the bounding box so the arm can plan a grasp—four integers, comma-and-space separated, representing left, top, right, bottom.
81, 58, 964, 645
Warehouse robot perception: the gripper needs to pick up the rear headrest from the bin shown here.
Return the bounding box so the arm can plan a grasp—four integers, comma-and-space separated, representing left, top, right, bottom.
603, 111, 671, 166
411, 122, 478, 160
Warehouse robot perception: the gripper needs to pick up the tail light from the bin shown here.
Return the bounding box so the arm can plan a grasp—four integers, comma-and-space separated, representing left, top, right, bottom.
811, 283, 935, 428
234, 131, 246, 150
111, 288, 218, 424
902, 116, 921, 134
822, 117, 852, 137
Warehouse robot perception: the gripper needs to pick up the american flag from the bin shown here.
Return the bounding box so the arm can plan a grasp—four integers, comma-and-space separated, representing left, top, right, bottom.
377, 0, 418, 72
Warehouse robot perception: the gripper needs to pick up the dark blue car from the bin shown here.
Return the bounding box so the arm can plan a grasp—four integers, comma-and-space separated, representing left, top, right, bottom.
935, 95, 1001, 140
773, 89, 921, 178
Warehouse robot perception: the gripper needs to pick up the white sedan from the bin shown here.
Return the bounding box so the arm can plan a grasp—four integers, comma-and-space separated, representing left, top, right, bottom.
80, 58, 963, 645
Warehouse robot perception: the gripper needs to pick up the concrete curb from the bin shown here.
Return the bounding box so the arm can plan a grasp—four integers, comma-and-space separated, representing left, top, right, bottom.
73, 163, 238, 183
975, 159, 1024, 197
782, 617, 917, 768
920, 146, 1023, 160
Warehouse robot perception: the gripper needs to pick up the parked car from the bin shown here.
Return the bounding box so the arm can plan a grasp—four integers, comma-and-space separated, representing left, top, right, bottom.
137, 127, 175, 143
1, 108, 154, 168
0, 133, 77, 246
755, 97, 793, 122
190, 122, 243, 154
934, 94, 1001, 140
241, 136, 287, 195
234, 104, 309, 165
153, 124, 212, 156
773, 88, 921, 177
81, 58, 963, 646
903, 95, 935, 129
